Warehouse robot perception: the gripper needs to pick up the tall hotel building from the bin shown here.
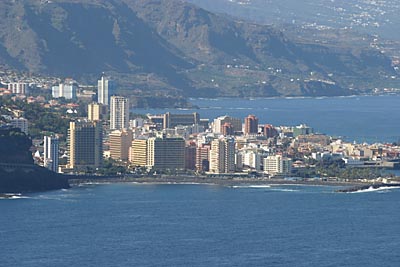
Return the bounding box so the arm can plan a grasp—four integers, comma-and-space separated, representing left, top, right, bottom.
147, 137, 185, 170
67, 120, 103, 170
209, 137, 235, 174
130, 137, 185, 170
43, 135, 59, 172
244, 115, 259, 135
110, 96, 129, 130
98, 74, 115, 106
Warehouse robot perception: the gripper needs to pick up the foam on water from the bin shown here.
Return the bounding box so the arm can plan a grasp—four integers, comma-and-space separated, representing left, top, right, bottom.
350, 186, 400, 194
0, 194, 30, 200
269, 188, 300, 192
232, 185, 271, 189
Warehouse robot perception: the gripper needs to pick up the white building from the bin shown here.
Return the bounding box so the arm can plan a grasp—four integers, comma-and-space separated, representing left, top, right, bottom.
44, 136, 59, 172
264, 155, 292, 176
98, 74, 115, 105
110, 96, 129, 130
8, 82, 29, 95
52, 81, 77, 100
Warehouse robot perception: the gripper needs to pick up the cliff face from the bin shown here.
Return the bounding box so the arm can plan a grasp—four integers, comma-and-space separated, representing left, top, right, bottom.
0, 0, 396, 97
0, 164, 70, 193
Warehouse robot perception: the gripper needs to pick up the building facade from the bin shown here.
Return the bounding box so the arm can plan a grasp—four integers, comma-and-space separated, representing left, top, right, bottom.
263, 124, 278, 138
209, 137, 235, 174
97, 74, 115, 105
196, 144, 211, 172
8, 82, 29, 95
43, 135, 59, 172
163, 112, 200, 129
87, 102, 104, 122
110, 96, 129, 130
263, 155, 292, 176
109, 129, 132, 161
185, 142, 197, 170
213, 116, 242, 134
221, 122, 234, 136
147, 137, 185, 170
52, 81, 77, 100
130, 139, 148, 166
67, 120, 103, 170
244, 115, 259, 135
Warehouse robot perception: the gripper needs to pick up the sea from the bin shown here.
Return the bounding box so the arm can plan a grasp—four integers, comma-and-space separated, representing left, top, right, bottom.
133, 95, 400, 144
1, 95, 400, 266
1, 184, 400, 266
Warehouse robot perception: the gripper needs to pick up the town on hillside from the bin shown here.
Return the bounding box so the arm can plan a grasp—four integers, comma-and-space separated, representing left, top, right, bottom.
1, 72, 400, 183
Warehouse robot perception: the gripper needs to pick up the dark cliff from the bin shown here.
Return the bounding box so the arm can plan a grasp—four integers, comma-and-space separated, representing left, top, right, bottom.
0, 127, 69, 193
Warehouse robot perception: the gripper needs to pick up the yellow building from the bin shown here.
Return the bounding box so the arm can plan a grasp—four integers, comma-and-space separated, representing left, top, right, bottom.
130, 139, 148, 166
88, 102, 104, 121
109, 129, 133, 161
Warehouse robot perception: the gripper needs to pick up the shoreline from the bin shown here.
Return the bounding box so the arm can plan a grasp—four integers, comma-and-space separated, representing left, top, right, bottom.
68, 176, 367, 188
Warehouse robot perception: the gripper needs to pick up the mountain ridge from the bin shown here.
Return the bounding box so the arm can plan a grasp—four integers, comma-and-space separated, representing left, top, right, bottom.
0, 0, 397, 97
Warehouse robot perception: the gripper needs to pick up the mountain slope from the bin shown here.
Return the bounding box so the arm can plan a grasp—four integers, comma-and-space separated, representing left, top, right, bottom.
0, 0, 397, 97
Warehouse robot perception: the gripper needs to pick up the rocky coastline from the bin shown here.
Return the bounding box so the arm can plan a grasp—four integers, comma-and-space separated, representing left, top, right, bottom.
0, 163, 70, 194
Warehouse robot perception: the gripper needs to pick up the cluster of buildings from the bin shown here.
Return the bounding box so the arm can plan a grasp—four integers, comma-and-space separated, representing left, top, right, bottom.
56, 97, 400, 176
56, 97, 298, 175
2, 72, 400, 177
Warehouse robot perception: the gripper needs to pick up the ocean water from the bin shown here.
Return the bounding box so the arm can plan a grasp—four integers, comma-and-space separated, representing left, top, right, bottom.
1, 184, 400, 267
133, 95, 400, 143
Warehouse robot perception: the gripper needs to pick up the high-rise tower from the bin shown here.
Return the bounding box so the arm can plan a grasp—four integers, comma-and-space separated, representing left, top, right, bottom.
43, 135, 59, 172
68, 120, 103, 170
209, 137, 235, 174
110, 96, 129, 130
244, 115, 259, 135
97, 74, 115, 105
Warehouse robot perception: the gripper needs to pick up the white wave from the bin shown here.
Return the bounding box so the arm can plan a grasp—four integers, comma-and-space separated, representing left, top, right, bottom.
269, 188, 299, 192
350, 186, 400, 193
232, 185, 271, 189
9, 195, 30, 199
248, 185, 271, 188
0, 194, 30, 200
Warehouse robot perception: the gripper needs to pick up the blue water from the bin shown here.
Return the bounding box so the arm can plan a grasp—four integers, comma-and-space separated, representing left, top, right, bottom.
1, 184, 400, 266
133, 95, 400, 143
